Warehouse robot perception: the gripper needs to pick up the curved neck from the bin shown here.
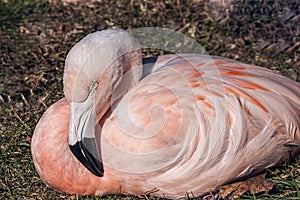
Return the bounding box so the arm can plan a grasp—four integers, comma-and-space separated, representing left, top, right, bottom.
32, 99, 122, 195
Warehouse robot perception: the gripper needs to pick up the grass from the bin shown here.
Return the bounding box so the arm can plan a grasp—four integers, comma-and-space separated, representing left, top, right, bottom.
0, 0, 299, 199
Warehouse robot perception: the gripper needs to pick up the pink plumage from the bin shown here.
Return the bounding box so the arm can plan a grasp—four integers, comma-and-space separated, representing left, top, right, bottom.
31, 29, 300, 198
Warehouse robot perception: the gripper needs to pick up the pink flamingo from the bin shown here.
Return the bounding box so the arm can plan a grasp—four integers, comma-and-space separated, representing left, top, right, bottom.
31, 29, 300, 198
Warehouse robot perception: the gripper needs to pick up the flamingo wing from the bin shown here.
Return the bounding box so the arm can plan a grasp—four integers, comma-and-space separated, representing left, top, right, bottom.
100, 54, 300, 196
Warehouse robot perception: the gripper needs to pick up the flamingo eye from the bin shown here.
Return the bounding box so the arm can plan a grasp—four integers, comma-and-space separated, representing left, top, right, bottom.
89, 81, 98, 92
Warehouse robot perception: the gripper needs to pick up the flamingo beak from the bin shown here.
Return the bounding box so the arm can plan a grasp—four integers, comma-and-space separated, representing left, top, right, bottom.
68, 89, 104, 177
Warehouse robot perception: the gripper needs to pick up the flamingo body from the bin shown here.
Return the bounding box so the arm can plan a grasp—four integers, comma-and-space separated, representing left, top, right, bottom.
31, 30, 300, 198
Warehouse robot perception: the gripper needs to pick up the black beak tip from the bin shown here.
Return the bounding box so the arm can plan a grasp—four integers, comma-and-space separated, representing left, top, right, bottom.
69, 142, 104, 177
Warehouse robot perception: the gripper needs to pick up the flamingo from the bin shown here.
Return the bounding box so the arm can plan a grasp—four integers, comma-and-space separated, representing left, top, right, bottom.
31, 29, 300, 198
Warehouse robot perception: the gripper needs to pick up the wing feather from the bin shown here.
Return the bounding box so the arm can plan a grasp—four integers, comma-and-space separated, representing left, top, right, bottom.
101, 54, 300, 197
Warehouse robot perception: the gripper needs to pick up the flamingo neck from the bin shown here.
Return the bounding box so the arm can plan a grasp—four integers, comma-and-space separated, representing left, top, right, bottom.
32, 99, 123, 195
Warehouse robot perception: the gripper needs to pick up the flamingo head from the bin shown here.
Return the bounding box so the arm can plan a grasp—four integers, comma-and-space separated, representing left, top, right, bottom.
63, 29, 142, 177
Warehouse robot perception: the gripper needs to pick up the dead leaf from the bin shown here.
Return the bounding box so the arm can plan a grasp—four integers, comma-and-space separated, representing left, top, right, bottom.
218, 173, 274, 199
0, 178, 6, 189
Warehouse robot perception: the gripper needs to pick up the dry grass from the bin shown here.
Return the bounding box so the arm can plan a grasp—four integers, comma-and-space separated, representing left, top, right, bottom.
0, 0, 299, 199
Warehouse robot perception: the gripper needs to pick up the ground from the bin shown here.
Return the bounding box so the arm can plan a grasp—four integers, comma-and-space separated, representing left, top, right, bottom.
0, 0, 299, 199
